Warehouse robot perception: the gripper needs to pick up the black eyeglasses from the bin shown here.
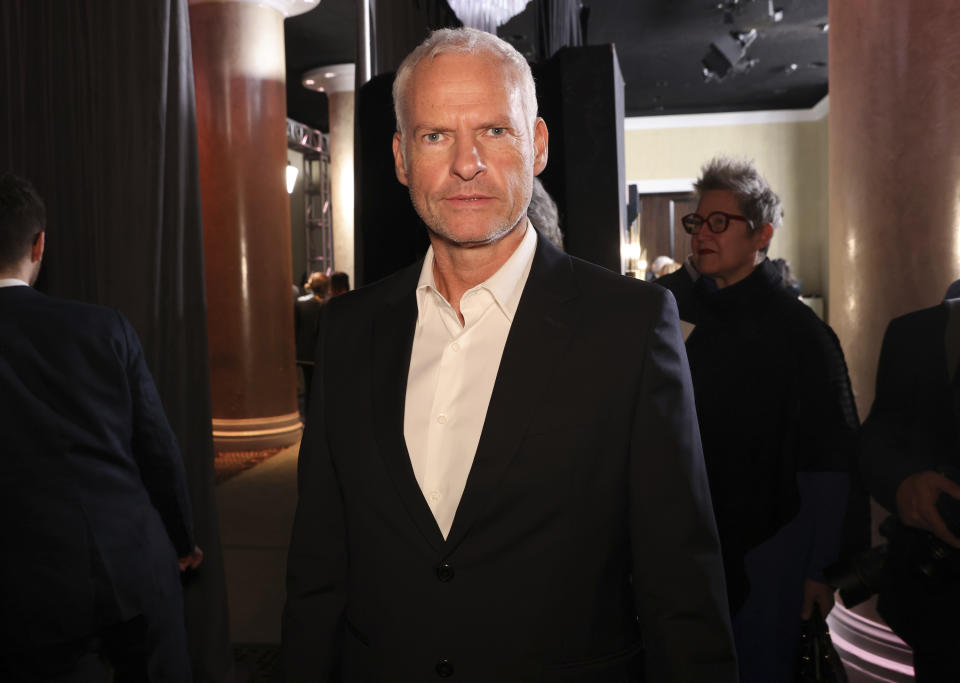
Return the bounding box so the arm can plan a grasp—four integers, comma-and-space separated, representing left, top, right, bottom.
681, 211, 751, 235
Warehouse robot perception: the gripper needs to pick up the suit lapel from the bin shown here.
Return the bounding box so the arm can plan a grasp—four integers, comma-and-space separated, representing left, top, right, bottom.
371, 266, 446, 552
445, 238, 579, 550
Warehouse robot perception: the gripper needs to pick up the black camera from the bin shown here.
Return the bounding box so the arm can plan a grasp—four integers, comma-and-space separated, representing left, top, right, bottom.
825, 469, 960, 608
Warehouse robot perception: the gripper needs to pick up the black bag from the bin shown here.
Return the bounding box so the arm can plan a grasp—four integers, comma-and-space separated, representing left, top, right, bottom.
796, 603, 848, 683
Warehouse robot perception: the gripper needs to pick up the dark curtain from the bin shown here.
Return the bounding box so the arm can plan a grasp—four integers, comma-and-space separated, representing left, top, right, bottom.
370, 0, 461, 75
0, 2, 231, 681
538, 0, 584, 58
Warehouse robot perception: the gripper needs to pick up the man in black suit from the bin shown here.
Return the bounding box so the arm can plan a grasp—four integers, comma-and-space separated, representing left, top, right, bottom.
0, 173, 202, 681
295, 272, 330, 410
861, 286, 960, 681
282, 28, 736, 682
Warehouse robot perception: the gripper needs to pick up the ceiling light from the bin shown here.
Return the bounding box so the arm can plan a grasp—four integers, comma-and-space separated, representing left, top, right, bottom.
305, 79, 315, 85
701, 29, 758, 81
767, 1, 783, 22
448, 0, 532, 33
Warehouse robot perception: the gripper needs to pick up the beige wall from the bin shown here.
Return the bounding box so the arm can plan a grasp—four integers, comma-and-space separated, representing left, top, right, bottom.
625, 112, 829, 302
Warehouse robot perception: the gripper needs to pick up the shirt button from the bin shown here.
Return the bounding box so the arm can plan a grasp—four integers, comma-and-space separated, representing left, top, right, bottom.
451, 342, 460, 352
436, 562, 455, 582
437, 413, 448, 424
428, 490, 442, 503
436, 659, 454, 677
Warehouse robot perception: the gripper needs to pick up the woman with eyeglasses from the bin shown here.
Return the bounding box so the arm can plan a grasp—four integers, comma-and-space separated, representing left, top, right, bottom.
658, 156, 864, 682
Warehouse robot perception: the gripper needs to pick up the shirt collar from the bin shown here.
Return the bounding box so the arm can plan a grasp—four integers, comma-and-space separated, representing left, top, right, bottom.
415, 220, 538, 323
0, 278, 29, 288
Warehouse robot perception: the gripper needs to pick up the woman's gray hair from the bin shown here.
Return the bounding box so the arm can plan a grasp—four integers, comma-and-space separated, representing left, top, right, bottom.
694, 156, 783, 253
392, 27, 538, 139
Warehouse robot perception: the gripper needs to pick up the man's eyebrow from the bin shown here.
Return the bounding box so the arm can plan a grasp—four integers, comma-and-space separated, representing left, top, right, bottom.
412, 125, 453, 135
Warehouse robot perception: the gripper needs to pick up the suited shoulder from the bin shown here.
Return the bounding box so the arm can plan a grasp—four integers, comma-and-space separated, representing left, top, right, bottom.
886, 302, 945, 336
565, 254, 676, 314
1, 287, 126, 331
321, 261, 422, 322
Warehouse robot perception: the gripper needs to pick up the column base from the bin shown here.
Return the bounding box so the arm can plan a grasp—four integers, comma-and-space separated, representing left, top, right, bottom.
212, 411, 303, 451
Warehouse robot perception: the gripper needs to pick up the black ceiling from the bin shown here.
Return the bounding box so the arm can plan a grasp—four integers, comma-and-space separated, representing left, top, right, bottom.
285, 0, 828, 132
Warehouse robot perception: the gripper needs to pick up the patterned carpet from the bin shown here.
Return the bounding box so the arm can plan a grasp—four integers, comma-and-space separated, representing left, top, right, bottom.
214, 448, 283, 484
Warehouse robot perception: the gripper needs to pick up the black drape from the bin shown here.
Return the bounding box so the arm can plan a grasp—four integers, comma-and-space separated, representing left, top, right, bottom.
537, 0, 584, 58
369, 0, 461, 75
0, 2, 231, 681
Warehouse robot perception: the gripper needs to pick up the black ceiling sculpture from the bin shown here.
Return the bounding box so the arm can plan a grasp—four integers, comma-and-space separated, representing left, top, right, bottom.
285, 0, 828, 131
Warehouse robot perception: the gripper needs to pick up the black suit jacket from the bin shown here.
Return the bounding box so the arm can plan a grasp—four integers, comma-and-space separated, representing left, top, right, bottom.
0, 285, 194, 650
862, 303, 959, 511
861, 302, 960, 649
295, 295, 325, 364
282, 237, 737, 682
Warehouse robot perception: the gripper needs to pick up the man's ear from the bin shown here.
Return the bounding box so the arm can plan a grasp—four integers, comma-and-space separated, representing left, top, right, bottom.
532, 117, 548, 176
392, 132, 409, 187
30, 232, 45, 263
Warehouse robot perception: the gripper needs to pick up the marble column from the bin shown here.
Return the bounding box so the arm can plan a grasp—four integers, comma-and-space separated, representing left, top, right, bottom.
828, 2, 960, 679
830, 0, 960, 413
189, 0, 317, 450
303, 64, 356, 286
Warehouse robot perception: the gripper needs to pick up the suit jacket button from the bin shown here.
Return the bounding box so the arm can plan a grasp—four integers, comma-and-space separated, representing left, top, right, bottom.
436, 659, 454, 677
436, 562, 454, 582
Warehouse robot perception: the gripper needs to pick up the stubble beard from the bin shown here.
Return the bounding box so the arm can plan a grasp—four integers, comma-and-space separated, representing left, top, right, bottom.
410, 179, 532, 249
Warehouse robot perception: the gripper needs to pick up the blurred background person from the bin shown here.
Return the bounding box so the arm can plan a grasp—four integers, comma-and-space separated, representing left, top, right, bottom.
650, 255, 681, 280
294, 272, 329, 413
329, 270, 350, 297
527, 176, 564, 250
771, 257, 801, 298
664, 157, 861, 683
859, 280, 960, 681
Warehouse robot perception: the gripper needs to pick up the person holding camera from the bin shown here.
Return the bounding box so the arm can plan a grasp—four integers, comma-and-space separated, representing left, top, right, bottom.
861, 284, 960, 681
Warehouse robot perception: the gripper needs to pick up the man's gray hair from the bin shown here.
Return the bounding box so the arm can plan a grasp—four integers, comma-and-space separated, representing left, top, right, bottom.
694, 156, 783, 253
392, 27, 538, 138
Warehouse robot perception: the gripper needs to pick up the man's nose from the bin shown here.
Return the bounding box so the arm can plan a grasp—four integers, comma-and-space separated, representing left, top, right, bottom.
451, 135, 485, 180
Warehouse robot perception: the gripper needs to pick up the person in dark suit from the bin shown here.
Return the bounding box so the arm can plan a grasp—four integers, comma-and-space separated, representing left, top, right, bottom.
330, 271, 350, 297
281, 28, 736, 682
295, 272, 330, 410
0, 173, 202, 682
861, 286, 960, 681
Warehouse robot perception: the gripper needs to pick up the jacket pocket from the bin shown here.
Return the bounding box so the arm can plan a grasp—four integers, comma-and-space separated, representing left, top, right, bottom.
341, 619, 377, 683
541, 642, 644, 683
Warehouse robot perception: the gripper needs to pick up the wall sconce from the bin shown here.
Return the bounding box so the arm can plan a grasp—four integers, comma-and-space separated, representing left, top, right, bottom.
286, 164, 299, 194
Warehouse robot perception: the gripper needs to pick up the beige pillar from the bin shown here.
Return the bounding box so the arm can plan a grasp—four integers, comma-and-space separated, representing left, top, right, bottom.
303, 64, 356, 286
830, 1, 960, 413
189, 0, 318, 450
828, 2, 960, 676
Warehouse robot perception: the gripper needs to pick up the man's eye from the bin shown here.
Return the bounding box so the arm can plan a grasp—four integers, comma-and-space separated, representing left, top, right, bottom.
424, 133, 442, 143
489, 127, 506, 136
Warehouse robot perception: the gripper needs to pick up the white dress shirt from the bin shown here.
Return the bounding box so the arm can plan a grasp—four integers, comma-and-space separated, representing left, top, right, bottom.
404, 224, 537, 538
0, 278, 29, 288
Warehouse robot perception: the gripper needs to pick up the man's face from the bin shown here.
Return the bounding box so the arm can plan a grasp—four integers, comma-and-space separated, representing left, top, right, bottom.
392, 52, 548, 247
690, 189, 769, 287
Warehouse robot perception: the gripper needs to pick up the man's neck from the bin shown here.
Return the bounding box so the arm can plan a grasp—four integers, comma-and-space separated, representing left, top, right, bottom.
0, 265, 32, 284
429, 221, 527, 322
